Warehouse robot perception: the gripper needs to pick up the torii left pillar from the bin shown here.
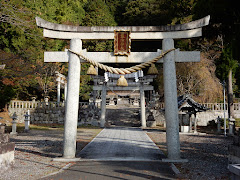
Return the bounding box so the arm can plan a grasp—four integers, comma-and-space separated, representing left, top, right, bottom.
62, 39, 81, 159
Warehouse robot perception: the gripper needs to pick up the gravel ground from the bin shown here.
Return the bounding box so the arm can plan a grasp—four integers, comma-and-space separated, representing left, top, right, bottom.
0, 128, 102, 180
0, 125, 233, 180
147, 130, 233, 180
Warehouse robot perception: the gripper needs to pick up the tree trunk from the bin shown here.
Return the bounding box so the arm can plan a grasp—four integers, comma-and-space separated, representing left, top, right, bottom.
227, 69, 234, 118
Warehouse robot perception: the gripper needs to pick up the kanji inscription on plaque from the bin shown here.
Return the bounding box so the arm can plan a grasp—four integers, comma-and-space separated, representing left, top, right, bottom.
114, 30, 131, 56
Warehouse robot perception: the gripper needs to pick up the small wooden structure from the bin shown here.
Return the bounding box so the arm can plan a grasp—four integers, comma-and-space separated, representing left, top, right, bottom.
178, 94, 208, 133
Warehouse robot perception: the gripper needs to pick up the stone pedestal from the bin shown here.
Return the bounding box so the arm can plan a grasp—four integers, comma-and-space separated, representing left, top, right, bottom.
117, 98, 129, 107
109, 97, 115, 106
133, 98, 139, 106
229, 117, 235, 136
10, 115, 18, 136
0, 124, 15, 171
24, 111, 30, 133
181, 126, 190, 133
147, 121, 156, 127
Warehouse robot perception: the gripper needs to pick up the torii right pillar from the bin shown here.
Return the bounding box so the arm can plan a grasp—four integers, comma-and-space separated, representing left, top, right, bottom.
162, 38, 182, 161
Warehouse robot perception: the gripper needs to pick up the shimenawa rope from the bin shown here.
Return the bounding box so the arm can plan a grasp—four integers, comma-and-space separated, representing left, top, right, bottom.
68, 48, 175, 75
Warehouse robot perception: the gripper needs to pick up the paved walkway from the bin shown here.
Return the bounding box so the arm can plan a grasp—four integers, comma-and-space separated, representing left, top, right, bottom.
42, 127, 176, 180
77, 127, 165, 161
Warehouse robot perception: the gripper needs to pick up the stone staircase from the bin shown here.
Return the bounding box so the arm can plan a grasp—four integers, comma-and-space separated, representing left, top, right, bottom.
106, 108, 140, 127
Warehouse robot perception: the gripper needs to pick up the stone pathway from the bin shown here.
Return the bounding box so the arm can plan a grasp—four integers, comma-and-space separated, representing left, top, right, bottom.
43, 127, 176, 180
77, 127, 165, 161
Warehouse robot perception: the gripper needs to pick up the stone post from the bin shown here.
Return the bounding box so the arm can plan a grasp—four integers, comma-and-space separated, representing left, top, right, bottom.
44, 96, 49, 106
57, 80, 61, 103
100, 82, 107, 128
189, 114, 193, 133
162, 38, 181, 161
194, 114, 197, 133
63, 39, 81, 159
217, 116, 221, 133
24, 110, 30, 133
229, 117, 235, 136
64, 83, 67, 102
10, 112, 18, 135
140, 82, 146, 128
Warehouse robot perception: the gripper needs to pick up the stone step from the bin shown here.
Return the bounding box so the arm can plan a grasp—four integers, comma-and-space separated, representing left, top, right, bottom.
106, 108, 140, 127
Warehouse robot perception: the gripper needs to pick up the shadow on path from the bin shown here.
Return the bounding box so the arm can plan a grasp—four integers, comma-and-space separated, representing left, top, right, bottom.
41, 161, 176, 180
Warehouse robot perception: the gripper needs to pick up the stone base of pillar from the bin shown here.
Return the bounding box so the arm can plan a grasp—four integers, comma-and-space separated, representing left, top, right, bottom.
52, 157, 81, 162
9, 132, 18, 136
162, 158, 188, 163
180, 125, 190, 133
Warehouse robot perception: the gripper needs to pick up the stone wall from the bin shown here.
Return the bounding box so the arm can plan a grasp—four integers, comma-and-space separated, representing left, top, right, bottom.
147, 109, 230, 127
8, 100, 101, 126
8, 100, 240, 126
31, 107, 65, 124
8, 101, 65, 123
196, 111, 229, 126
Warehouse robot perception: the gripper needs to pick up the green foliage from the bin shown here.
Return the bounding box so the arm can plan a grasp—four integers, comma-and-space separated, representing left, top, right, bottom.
80, 0, 116, 99
216, 45, 238, 81
122, 0, 172, 25
83, 0, 116, 26
105, 0, 129, 25
0, 84, 16, 110
24, 0, 85, 24
0, 0, 86, 102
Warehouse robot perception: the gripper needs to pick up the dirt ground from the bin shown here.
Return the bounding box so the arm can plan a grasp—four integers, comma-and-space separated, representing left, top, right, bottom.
146, 129, 233, 180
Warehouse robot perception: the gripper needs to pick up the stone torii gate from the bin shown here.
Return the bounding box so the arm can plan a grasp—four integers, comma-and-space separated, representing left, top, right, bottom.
55, 71, 67, 103
36, 15, 210, 162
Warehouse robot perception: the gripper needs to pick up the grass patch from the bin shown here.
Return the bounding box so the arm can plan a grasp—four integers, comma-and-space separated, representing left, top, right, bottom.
235, 118, 240, 127
5, 123, 102, 133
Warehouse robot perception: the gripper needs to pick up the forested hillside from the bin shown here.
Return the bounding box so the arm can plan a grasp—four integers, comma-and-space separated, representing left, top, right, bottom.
0, 0, 239, 109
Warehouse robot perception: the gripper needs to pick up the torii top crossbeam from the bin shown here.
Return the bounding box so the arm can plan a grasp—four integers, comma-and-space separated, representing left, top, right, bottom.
36, 16, 210, 40
36, 16, 210, 64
